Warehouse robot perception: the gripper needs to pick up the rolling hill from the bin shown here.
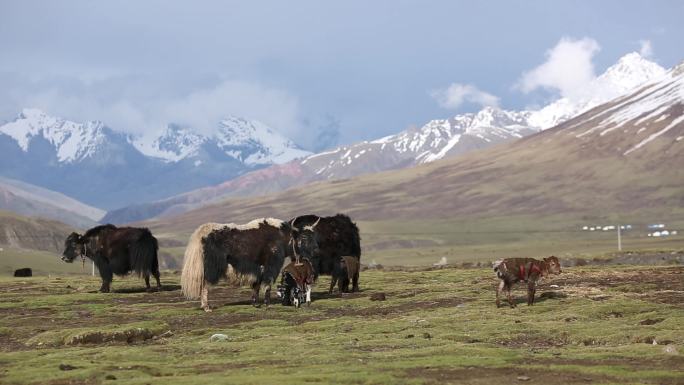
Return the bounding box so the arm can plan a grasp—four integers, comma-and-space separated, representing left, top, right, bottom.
0, 176, 104, 228
0, 210, 75, 253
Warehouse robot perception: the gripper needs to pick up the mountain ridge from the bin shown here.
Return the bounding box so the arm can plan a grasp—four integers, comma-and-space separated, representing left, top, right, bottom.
105, 52, 669, 224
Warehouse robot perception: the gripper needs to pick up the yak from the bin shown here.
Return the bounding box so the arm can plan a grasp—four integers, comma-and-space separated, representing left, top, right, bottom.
277, 258, 315, 307
180, 218, 319, 312
493, 256, 561, 307
13, 268, 32, 277
330, 256, 360, 294
289, 214, 361, 293
61, 224, 161, 293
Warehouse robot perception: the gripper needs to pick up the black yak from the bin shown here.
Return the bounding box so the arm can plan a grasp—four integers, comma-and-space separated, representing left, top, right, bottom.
180, 218, 319, 312
61, 224, 161, 293
493, 256, 562, 307
289, 214, 361, 292
13, 268, 32, 277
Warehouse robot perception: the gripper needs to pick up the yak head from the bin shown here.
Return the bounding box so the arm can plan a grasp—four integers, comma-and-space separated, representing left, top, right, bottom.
61, 232, 85, 263
288, 218, 321, 260
544, 256, 562, 274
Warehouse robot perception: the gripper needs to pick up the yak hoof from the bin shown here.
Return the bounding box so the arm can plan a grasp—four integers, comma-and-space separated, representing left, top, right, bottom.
202, 306, 213, 313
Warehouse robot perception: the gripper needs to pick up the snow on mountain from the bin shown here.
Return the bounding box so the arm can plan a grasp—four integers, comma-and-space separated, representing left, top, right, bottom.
0, 109, 311, 209
103, 53, 676, 223
0, 108, 110, 163
528, 52, 666, 129
215, 117, 311, 165
560, 59, 684, 155
132, 117, 310, 165
133, 124, 205, 162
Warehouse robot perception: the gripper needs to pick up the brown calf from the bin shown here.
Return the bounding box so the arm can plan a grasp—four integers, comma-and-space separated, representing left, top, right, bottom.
279, 258, 315, 307
330, 256, 360, 294
493, 256, 561, 308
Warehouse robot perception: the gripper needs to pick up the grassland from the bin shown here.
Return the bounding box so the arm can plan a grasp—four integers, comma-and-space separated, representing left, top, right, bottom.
0, 248, 86, 276
0, 264, 682, 385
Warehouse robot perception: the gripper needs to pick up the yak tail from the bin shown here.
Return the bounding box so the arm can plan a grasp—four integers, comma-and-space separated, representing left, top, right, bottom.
181, 223, 223, 299
131, 229, 159, 277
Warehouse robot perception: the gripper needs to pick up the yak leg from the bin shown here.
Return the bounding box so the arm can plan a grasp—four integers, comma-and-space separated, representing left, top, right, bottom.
329, 275, 338, 294
251, 281, 261, 307
506, 283, 516, 308
305, 284, 312, 306
152, 258, 162, 290
527, 280, 536, 305
263, 283, 272, 306
200, 282, 212, 312
496, 280, 506, 308
144, 273, 153, 292
98, 263, 113, 293
352, 271, 360, 292
153, 269, 162, 290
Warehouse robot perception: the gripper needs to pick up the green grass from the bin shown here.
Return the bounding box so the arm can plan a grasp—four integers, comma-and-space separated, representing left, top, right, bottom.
0, 247, 88, 276
0, 265, 682, 384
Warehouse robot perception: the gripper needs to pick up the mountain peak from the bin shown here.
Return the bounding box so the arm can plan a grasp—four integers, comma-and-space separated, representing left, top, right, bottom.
599, 52, 666, 88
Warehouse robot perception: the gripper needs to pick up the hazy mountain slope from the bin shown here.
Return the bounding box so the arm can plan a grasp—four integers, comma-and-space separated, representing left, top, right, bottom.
108, 52, 667, 224
144, 60, 684, 235
0, 210, 75, 254
0, 177, 103, 228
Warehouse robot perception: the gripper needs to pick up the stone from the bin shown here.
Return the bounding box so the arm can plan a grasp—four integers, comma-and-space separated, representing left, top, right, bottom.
210, 333, 229, 342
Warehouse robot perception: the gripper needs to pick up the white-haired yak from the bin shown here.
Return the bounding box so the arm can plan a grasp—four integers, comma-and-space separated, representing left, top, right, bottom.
180, 218, 319, 312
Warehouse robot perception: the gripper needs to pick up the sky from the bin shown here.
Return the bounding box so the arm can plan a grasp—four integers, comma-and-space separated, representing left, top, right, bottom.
0, 0, 682, 151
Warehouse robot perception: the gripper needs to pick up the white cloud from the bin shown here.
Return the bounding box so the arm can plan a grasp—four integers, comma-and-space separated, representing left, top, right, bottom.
517, 37, 601, 100
12, 77, 302, 141
431, 83, 500, 110
638, 39, 653, 58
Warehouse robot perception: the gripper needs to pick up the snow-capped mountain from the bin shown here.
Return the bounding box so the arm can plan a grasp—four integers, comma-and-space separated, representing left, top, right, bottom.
133, 117, 310, 165
0, 108, 123, 164
103, 52, 671, 223
558, 58, 684, 155
0, 110, 310, 209
528, 52, 666, 128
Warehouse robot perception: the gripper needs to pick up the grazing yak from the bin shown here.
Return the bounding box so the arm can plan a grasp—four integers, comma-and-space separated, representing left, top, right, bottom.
13, 268, 32, 277
330, 256, 360, 294
277, 258, 315, 307
61, 224, 161, 293
493, 256, 561, 308
289, 214, 361, 293
180, 218, 319, 312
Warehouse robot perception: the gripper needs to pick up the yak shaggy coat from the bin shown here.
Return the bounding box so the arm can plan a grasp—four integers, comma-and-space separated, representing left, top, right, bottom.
62, 224, 161, 293
493, 256, 561, 308
181, 218, 311, 312
290, 214, 361, 291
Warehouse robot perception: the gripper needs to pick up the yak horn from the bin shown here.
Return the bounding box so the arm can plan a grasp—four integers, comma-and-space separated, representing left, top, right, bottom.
304, 217, 321, 231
